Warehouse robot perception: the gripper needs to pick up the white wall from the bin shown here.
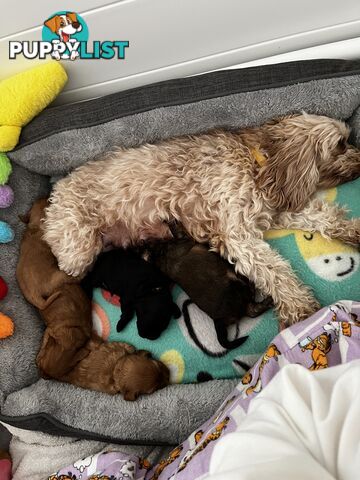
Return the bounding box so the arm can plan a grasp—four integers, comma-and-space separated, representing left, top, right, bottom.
1, 0, 360, 105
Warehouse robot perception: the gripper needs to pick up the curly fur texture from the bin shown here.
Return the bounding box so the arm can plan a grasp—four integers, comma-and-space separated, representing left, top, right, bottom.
44, 113, 360, 326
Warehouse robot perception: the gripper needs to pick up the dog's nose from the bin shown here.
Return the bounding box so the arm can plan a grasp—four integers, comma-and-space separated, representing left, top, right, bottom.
72, 21, 80, 29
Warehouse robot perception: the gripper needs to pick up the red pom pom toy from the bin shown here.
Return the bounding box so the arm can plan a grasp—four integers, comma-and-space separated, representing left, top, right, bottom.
0, 276, 8, 300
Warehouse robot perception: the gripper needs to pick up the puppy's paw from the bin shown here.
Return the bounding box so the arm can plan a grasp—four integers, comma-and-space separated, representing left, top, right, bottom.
123, 389, 140, 401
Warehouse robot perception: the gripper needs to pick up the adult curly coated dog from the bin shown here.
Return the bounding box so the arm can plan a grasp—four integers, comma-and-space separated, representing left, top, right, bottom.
44, 113, 360, 326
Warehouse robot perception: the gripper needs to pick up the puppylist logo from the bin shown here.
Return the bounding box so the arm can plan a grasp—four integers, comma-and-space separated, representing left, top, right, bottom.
9, 11, 129, 61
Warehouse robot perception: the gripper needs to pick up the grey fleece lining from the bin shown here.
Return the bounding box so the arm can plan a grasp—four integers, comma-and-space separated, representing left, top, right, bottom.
12, 59, 360, 147
9, 75, 360, 176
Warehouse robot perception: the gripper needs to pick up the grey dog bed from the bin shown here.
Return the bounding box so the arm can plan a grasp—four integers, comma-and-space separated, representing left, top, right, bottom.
2, 59, 360, 446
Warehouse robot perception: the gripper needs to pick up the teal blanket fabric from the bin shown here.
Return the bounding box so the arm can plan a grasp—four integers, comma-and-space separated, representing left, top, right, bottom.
92, 177, 360, 384
92, 286, 278, 384
265, 178, 360, 304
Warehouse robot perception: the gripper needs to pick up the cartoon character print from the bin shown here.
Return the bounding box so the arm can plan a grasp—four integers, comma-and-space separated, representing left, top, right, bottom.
212, 394, 238, 424
329, 302, 359, 322
119, 460, 137, 479
243, 344, 281, 396
43, 12, 83, 61
48, 474, 117, 480
173, 429, 204, 475
177, 417, 230, 473
74, 455, 96, 476
88, 476, 115, 480
241, 372, 252, 385
300, 333, 332, 370
48, 475, 78, 480
149, 445, 184, 480
326, 303, 360, 339
139, 458, 152, 471
341, 322, 352, 337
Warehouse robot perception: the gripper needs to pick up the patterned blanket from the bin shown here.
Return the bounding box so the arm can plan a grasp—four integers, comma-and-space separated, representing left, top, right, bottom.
91, 178, 360, 384
52, 300, 360, 479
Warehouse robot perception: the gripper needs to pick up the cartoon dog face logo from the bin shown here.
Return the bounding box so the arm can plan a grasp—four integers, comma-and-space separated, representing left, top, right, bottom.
44, 12, 82, 41
44, 12, 83, 60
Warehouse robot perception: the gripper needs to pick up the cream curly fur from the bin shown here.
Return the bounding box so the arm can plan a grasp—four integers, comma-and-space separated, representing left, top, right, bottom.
44, 113, 360, 326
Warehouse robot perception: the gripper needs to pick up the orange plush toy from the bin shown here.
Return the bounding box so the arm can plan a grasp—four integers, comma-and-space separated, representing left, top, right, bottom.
0, 276, 13, 339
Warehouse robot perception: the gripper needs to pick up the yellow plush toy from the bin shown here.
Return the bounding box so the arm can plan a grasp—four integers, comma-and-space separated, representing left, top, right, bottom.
0, 62, 67, 151
0, 61, 68, 338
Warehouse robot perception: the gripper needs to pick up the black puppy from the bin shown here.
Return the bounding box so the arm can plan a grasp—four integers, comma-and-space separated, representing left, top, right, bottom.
146, 233, 273, 350
83, 249, 181, 340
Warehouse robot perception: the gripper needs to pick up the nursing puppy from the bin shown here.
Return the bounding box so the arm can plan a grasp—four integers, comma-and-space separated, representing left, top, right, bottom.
37, 283, 168, 399
146, 234, 273, 349
83, 249, 181, 340
17, 198, 77, 310
44, 114, 360, 326
36, 283, 92, 379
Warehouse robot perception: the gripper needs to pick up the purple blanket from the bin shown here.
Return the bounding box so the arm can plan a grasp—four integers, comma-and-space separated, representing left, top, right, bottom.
48, 301, 360, 480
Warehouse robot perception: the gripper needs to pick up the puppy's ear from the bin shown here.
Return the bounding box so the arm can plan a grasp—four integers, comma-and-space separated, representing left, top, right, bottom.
18, 211, 30, 224
257, 119, 319, 212
226, 269, 238, 281
137, 350, 152, 358
44, 16, 58, 33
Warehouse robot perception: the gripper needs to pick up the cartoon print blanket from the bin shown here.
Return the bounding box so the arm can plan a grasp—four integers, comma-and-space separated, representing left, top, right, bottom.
91, 178, 360, 384
49, 301, 360, 479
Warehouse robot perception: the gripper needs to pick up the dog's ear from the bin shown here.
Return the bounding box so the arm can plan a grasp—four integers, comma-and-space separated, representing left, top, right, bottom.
257, 118, 320, 212
18, 211, 30, 224
67, 12, 78, 23
44, 16, 58, 33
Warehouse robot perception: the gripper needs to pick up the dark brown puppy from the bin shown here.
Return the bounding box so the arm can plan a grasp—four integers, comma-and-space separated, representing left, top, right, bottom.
16, 198, 77, 309
61, 335, 170, 400
146, 234, 273, 349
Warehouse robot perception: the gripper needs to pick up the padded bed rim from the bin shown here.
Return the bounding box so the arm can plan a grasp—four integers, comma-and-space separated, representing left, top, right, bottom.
15, 58, 360, 148
0, 413, 177, 447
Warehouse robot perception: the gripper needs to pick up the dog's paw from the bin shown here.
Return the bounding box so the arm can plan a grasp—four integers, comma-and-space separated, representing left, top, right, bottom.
336, 219, 360, 245
277, 297, 320, 328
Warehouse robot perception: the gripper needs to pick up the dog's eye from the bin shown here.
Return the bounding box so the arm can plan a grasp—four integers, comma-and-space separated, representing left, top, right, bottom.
337, 139, 347, 154
303, 233, 313, 241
